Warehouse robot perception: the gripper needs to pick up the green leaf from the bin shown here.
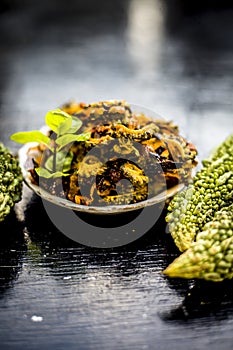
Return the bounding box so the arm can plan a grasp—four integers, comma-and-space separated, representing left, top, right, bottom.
68, 117, 82, 134
44, 155, 56, 172
57, 117, 72, 136
10, 131, 52, 150
56, 132, 91, 150
62, 153, 73, 172
45, 109, 72, 134
76, 132, 91, 141
35, 167, 70, 178
44, 152, 73, 173
35, 167, 53, 178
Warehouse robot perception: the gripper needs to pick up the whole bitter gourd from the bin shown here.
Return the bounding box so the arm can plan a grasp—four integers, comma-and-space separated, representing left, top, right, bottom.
163, 204, 233, 281
166, 134, 233, 252
0, 142, 23, 222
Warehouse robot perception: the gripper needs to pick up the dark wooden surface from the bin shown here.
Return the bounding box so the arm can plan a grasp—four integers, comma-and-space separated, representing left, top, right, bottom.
0, 1, 233, 349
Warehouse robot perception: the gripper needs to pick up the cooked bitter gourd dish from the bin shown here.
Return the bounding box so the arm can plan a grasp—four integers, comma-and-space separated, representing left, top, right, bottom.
16, 100, 198, 206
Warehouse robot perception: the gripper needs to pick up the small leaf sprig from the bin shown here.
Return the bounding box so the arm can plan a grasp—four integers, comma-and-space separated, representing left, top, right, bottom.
10, 109, 91, 178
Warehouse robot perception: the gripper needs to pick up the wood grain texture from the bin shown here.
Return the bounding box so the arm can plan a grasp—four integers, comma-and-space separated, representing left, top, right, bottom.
0, 1, 233, 349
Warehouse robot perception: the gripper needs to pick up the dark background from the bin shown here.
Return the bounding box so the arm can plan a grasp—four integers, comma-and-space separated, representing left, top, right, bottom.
0, 1, 233, 349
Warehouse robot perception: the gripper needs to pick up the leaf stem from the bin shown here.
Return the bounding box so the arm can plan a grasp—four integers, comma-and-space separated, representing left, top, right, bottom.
53, 143, 57, 173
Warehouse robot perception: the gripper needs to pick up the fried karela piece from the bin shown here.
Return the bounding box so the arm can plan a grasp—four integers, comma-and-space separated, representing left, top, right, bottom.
163, 204, 233, 282
166, 134, 233, 252
0, 142, 23, 222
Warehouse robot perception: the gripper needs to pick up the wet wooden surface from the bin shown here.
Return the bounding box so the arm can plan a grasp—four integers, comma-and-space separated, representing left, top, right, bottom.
0, 1, 233, 349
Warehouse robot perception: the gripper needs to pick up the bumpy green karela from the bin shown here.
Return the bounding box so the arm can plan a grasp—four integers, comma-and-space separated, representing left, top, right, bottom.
0, 142, 23, 222
163, 204, 233, 282
166, 134, 233, 252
